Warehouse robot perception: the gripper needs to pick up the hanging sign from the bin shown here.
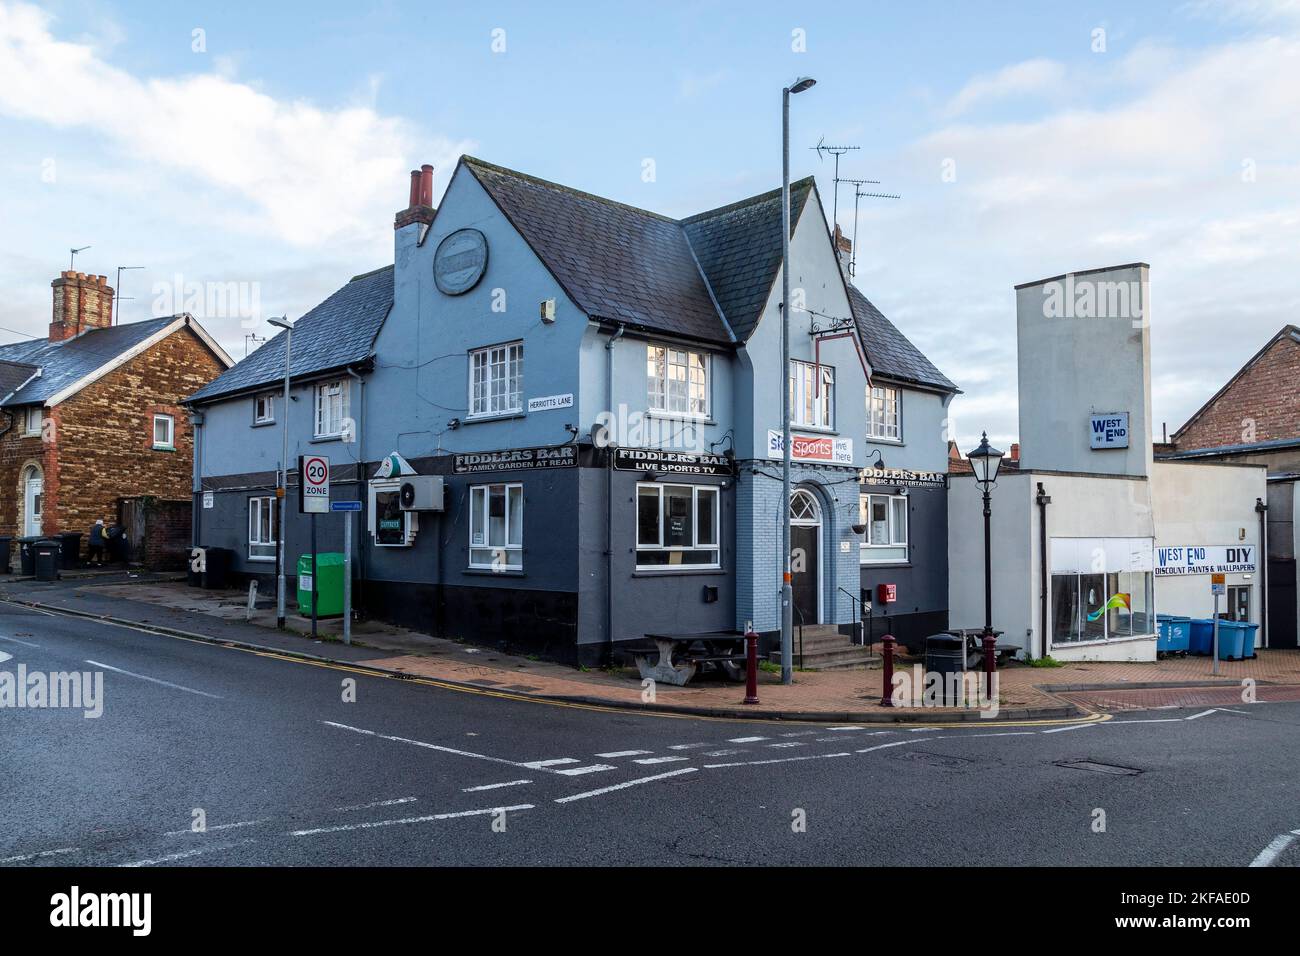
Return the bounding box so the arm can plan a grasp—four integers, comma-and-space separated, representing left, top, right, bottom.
452, 445, 577, 474
613, 448, 734, 476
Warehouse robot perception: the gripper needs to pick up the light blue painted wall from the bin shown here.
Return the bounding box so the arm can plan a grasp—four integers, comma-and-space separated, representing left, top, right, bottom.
864, 383, 953, 474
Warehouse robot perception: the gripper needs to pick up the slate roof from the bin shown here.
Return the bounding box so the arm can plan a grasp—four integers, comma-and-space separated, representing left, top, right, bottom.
0, 316, 179, 406
187, 266, 394, 404
0, 360, 38, 400
847, 284, 958, 393
465, 158, 731, 344
682, 179, 812, 341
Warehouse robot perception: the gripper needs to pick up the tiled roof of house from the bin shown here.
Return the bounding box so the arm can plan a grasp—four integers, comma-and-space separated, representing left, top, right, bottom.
0, 360, 38, 400
187, 266, 394, 404
681, 180, 812, 342
0, 317, 179, 406
847, 284, 958, 393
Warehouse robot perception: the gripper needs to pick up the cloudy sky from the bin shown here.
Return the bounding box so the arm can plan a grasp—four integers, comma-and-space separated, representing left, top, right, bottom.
1, 0, 1297, 451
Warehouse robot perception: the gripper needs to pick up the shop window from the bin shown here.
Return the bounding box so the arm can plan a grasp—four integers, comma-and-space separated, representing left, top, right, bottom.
248, 496, 277, 561
1050, 569, 1153, 644
469, 483, 523, 569
868, 385, 900, 441
469, 342, 523, 417
860, 493, 907, 563
153, 413, 175, 449
789, 360, 834, 430
23, 406, 42, 437
368, 480, 416, 547
647, 345, 709, 417
314, 379, 349, 438
254, 393, 275, 424
636, 483, 720, 569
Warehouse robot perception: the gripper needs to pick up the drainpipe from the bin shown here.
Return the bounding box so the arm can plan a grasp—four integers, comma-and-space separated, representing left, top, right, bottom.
189, 409, 205, 549
347, 368, 366, 613
605, 323, 625, 653
1036, 482, 1051, 659
1256, 497, 1268, 648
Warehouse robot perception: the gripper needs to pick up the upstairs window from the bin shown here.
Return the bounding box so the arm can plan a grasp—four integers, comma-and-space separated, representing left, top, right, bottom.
254, 393, 275, 424
789, 360, 834, 430
469, 342, 523, 417
647, 345, 709, 417
868, 385, 901, 441
153, 414, 175, 450
22, 406, 42, 437
314, 379, 349, 438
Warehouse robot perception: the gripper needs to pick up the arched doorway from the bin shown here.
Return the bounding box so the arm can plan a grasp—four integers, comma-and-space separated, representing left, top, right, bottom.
789, 488, 822, 625
22, 465, 43, 537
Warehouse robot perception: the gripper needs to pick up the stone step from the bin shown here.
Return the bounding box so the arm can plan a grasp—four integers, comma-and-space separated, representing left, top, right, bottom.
769, 645, 882, 670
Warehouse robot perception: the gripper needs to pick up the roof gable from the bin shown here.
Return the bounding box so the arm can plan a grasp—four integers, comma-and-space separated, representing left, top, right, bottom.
187, 265, 394, 404
1172, 325, 1300, 443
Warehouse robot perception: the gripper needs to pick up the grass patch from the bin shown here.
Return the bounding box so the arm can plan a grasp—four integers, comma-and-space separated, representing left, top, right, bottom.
1025, 655, 1064, 668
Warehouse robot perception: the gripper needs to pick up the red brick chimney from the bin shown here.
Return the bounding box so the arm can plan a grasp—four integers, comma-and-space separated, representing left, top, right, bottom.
394, 164, 436, 230
50, 271, 115, 342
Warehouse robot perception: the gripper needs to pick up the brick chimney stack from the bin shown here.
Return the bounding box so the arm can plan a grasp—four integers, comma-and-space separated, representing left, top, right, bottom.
50, 271, 115, 342
394, 163, 436, 230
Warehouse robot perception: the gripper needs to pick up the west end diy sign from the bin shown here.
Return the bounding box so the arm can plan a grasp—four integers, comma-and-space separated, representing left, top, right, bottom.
1154, 545, 1256, 576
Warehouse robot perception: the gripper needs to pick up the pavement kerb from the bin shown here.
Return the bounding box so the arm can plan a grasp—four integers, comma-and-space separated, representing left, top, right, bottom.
4, 594, 1096, 724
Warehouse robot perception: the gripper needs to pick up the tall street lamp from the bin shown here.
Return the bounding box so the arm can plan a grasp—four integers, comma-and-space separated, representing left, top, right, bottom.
968, 432, 1005, 685
779, 74, 816, 686
268, 315, 294, 629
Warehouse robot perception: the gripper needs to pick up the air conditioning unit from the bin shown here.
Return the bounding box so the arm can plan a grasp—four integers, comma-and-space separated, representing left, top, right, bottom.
399, 475, 444, 511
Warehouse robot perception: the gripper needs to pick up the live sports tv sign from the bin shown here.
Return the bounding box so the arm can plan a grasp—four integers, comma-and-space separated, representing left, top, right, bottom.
767, 430, 854, 466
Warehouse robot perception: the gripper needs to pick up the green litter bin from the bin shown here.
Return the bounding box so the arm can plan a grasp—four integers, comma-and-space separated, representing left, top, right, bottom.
297, 552, 345, 617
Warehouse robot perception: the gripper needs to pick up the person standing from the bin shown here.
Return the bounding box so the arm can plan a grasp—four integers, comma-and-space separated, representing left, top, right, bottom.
87, 519, 106, 566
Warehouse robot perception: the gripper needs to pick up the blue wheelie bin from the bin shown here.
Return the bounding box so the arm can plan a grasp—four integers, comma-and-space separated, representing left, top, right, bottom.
1189, 619, 1215, 656
1215, 620, 1245, 661
1156, 615, 1191, 656
1238, 621, 1259, 659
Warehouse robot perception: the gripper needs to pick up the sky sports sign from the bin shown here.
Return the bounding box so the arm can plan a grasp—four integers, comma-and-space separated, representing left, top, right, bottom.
767, 430, 854, 466
1155, 546, 1256, 576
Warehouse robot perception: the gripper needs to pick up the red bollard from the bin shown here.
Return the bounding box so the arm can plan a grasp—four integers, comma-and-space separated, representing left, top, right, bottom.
743, 628, 760, 705
982, 631, 997, 692
880, 634, 896, 707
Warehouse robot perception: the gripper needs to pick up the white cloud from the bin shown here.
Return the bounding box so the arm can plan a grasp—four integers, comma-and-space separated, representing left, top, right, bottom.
942, 58, 1067, 117
0, 2, 473, 247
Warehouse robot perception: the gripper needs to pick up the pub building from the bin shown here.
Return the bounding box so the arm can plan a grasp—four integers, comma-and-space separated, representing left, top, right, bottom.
186, 157, 958, 666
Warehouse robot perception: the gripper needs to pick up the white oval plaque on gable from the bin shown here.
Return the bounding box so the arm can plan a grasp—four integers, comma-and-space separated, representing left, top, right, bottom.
434, 228, 489, 295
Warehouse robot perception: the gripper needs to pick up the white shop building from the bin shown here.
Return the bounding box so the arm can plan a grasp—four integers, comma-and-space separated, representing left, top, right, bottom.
949, 263, 1265, 662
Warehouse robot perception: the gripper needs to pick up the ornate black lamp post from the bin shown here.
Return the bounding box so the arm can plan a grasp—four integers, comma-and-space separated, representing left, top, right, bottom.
968, 432, 1005, 683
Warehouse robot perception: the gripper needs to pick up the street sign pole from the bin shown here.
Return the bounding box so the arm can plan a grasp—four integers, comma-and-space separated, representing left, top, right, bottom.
1211, 573, 1225, 675
342, 510, 352, 646
299, 454, 330, 641
311, 512, 318, 640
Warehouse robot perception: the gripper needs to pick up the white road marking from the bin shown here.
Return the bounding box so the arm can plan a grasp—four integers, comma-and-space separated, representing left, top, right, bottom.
779, 730, 819, 737
857, 740, 925, 754
0, 650, 11, 663
520, 758, 580, 769
1184, 709, 1217, 720
594, 750, 652, 758
1215, 707, 1252, 715
462, 780, 532, 792
291, 805, 533, 837
728, 736, 768, 743
633, 756, 689, 764
555, 764, 617, 776
333, 797, 417, 812
1041, 723, 1097, 734
768, 741, 806, 748
121, 840, 255, 867
1249, 830, 1300, 867
0, 634, 41, 648
164, 820, 263, 836
1107, 718, 1186, 724
322, 721, 538, 771
702, 749, 743, 756
704, 753, 852, 769
826, 726, 865, 731
555, 768, 697, 804
667, 743, 708, 750
0, 846, 78, 864
954, 732, 1036, 738
85, 659, 223, 700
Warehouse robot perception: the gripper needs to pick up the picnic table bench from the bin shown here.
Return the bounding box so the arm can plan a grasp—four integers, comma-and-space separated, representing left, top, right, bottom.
626, 632, 748, 686
944, 629, 1022, 668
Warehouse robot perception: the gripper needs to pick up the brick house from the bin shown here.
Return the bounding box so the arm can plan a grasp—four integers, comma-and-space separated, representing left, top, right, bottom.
0, 270, 232, 569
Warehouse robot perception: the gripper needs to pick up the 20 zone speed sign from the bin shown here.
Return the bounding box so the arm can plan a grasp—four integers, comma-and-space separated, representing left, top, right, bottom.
300, 454, 330, 514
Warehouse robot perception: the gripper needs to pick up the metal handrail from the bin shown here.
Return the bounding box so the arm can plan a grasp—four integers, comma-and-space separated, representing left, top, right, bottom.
836, 586, 863, 646
791, 602, 805, 668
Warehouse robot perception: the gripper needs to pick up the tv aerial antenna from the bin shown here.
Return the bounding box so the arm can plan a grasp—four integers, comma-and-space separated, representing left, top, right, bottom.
839, 178, 901, 277
809, 137, 860, 230
69, 245, 91, 271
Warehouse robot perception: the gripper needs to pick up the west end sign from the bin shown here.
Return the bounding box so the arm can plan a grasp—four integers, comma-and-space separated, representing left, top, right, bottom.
1154, 545, 1256, 576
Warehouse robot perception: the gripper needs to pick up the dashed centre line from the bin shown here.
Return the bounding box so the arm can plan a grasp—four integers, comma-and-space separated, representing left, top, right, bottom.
633, 756, 689, 765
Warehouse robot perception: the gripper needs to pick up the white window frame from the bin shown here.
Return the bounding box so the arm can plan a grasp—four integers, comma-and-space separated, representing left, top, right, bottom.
313, 379, 349, 438
868, 385, 901, 441
860, 493, 908, 563
646, 344, 710, 418
152, 413, 175, 450
368, 479, 417, 548
469, 482, 524, 570
22, 406, 42, 437
635, 482, 721, 570
469, 341, 523, 418
254, 393, 275, 425
248, 495, 277, 562
789, 359, 835, 430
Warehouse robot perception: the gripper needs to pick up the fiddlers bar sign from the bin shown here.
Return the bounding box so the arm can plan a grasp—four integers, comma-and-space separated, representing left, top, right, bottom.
613, 448, 734, 476
453, 445, 577, 474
